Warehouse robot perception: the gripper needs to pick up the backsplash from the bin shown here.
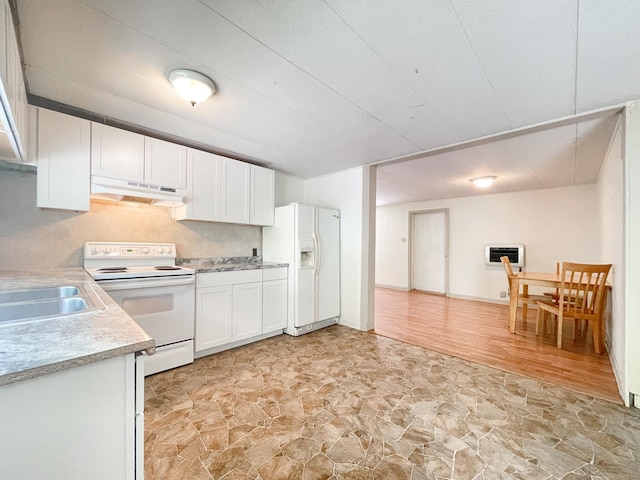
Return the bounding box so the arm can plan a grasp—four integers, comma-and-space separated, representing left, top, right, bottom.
0, 170, 261, 271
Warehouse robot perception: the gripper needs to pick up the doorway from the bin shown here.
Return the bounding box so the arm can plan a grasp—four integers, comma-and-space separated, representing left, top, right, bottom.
410, 209, 448, 294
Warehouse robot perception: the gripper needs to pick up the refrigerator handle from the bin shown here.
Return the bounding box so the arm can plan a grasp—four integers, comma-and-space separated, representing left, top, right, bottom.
313, 233, 320, 275
313, 232, 320, 324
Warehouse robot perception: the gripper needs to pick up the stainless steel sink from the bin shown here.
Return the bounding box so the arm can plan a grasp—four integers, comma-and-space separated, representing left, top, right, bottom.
0, 297, 89, 323
0, 286, 80, 303
0, 284, 105, 326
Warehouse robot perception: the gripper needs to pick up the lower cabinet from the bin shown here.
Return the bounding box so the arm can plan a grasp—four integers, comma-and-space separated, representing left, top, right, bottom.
0, 353, 144, 480
195, 268, 287, 354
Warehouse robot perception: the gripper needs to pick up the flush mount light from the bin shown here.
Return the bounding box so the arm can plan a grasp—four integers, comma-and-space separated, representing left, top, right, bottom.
168, 69, 216, 106
470, 176, 497, 188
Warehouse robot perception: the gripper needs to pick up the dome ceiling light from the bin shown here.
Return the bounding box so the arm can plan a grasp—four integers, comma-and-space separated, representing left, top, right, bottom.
470, 176, 497, 188
168, 69, 216, 106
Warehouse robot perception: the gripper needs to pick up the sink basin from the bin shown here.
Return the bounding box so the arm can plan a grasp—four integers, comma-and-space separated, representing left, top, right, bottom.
0, 284, 105, 326
0, 286, 80, 304
0, 297, 89, 323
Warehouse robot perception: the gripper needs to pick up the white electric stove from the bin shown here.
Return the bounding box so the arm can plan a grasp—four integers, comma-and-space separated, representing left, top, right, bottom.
84, 242, 196, 376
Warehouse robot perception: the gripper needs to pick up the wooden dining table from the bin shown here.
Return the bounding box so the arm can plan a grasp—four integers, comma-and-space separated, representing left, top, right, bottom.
508, 271, 609, 352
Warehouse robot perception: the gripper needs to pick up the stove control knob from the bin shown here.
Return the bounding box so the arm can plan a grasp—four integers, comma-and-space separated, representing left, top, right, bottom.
142, 247, 150, 254
91, 246, 101, 255
166, 247, 173, 255
103, 247, 111, 255
157, 247, 165, 254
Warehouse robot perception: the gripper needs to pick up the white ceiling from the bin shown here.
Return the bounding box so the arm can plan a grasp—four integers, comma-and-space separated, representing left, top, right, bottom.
14, 0, 640, 205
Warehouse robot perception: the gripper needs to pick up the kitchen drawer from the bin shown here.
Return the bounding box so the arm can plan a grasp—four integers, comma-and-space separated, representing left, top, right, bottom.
262, 267, 287, 281
196, 269, 261, 288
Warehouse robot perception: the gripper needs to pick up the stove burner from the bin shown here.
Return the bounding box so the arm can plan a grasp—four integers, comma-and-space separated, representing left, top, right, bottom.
97, 267, 129, 272
154, 266, 182, 271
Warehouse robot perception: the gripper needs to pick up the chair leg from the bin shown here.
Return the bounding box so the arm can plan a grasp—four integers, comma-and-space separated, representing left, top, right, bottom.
535, 307, 542, 335
573, 318, 579, 340
593, 318, 603, 354
522, 286, 529, 319
556, 312, 563, 349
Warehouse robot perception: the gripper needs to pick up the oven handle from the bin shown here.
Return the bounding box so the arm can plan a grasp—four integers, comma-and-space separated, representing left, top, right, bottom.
97, 276, 195, 291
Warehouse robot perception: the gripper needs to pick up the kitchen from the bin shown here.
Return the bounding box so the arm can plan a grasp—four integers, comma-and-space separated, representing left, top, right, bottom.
2, 1, 640, 479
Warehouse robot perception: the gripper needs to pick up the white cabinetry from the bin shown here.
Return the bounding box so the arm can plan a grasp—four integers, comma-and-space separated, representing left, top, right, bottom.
175, 153, 275, 226
263, 267, 288, 333
91, 123, 145, 181
0, 353, 144, 480
250, 165, 275, 226
35, 107, 91, 211
195, 268, 286, 355
91, 123, 187, 189
195, 283, 232, 351
0, 0, 28, 163
220, 158, 251, 224
144, 137, 187, 189
173, 149, 221, 221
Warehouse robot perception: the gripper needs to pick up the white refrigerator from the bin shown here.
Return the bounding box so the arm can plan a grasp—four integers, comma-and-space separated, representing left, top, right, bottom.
262, 203, 340, 336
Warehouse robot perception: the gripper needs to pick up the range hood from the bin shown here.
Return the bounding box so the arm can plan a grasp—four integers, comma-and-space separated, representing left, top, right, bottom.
91, 176, 185, 207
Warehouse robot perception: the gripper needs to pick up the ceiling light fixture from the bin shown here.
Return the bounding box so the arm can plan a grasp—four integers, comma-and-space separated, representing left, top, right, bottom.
168, 69, 216, 106
470, 176, 497, 188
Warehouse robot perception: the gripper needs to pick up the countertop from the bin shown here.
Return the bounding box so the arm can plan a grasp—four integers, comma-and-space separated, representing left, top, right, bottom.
0, 268, 155, 387
177, 256, 288, 273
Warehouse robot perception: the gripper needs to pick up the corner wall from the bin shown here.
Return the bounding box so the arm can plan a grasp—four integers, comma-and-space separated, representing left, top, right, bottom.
305, 166, 373, 331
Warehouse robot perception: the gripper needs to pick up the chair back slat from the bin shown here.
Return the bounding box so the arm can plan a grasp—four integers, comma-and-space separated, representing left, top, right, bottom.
559, 262, 611, 319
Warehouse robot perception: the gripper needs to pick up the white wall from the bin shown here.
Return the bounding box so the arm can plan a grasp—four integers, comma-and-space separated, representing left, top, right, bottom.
376, 184, 601, 302
305, 166, 373, 331
596, 116, 626, 398
274, 171, 304, 207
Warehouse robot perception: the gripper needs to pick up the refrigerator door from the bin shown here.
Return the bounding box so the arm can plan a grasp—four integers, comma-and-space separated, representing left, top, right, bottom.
294, 203, 316, 328
317, 207, 340, 321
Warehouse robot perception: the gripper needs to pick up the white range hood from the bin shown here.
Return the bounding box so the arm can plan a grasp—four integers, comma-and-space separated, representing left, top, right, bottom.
90, 176, 185, 207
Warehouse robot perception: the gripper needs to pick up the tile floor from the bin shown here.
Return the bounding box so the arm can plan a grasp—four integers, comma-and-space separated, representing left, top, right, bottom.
144, 326, 640, 479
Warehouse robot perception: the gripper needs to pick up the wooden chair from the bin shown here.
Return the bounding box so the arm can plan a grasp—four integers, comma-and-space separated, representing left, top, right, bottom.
500, 256, 549, 323
536, 262, 611, 353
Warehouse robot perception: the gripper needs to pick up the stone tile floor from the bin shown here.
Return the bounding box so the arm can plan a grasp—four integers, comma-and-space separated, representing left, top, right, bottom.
144, 326, 640, 479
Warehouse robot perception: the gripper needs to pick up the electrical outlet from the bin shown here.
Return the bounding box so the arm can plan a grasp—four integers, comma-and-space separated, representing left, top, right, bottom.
500, 291, 507, 298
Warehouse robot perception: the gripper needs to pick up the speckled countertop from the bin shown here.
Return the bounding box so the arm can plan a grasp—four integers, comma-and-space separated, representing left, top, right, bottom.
0, 268, 155, 387
177, 256, 288, 273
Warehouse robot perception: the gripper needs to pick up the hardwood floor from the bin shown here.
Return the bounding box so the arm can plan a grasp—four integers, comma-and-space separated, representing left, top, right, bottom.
374, 287, 622, 404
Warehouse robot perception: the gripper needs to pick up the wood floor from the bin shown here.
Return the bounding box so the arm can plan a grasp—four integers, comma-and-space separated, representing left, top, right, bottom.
374, 287, 622, 404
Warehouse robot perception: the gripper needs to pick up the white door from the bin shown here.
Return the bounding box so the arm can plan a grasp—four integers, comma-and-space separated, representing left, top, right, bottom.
411, 210, 447, 294
233, 282, 262, 341
317, 207, 340, 321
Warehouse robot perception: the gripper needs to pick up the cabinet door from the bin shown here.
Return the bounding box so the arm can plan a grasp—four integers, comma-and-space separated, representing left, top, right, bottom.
175, 149, 221, 221
36, 108, 91, 211
220, 158, 250, 224
263, 278, 287, 333
144, 137, 187, 189
195, 285, 233, 351
233, 281, 262, 341
91, 123, 145, 181
0, 355, 135, 480
250, 165, 275, 226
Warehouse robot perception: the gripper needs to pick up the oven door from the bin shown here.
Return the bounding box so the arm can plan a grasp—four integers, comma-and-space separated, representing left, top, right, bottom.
97, 275, 195, 347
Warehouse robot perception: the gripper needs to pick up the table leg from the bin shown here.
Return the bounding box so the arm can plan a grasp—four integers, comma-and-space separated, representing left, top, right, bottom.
509, 276, 519, 333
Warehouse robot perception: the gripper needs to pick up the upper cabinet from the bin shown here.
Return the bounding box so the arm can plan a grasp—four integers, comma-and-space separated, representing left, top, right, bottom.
220, 157, 251, 224
144, 137, 187, 189
0, 0, 28, 164
175, 153, 275, 226
34, 107, 91, 211
250, 165, 275, 226
91, 123, 187, 189
173, 149, 221, 222
91, 123, 144, 181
